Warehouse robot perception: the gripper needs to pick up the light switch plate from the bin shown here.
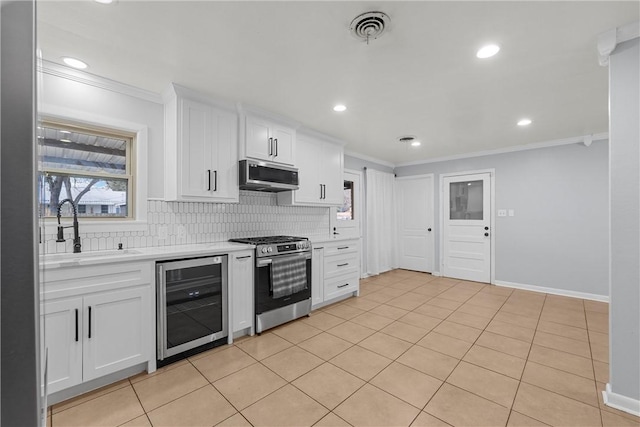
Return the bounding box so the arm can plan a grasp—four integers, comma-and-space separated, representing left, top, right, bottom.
508, 209, 515, 217
498, 209, 507, 217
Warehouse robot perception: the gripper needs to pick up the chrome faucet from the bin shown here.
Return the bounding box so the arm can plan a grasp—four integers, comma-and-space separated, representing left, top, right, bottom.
56, 198, 81, 253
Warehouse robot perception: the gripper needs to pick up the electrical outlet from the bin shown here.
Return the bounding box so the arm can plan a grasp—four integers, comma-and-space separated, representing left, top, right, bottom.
498, 209, 507, 217
158, 226, 168, 240
508, 209, 515, 217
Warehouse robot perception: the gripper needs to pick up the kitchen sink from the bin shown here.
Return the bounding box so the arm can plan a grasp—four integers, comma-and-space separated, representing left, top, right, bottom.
42, 249, 142, 263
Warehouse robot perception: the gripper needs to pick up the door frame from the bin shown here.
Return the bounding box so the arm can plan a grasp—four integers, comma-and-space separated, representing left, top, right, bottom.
439, 169, 496, 284
395, 174, 435, 273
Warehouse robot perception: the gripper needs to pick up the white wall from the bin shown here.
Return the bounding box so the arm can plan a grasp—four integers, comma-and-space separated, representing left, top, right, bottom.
395, 140, 609, 298
608, 36, 640, 408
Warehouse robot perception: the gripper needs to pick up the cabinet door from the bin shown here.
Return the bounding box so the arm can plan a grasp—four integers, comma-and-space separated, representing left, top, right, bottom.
245, 116, 272, 161
311, 247, 324, 307
42, 298, 83, 394
180, 98, 215, 199
271, 125, 295, 166
211, 108, 239, 202
83, 287, 149, 381
231, 252, 254, 334
320, 142, 344, 205
294, 136, 322, 203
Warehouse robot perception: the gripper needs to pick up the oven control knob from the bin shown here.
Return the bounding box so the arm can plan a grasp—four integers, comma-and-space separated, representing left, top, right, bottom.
261, 247, 268, 254
267, 247, 273, 253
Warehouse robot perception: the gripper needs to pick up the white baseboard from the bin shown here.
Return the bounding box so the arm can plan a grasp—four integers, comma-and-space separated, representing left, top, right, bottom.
603, 383, 640, 417
431, 271, 442, 277
494, 280, 609, 302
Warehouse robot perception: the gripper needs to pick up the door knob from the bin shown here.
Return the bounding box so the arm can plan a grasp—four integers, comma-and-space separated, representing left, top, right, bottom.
484, 226, 489, 230
484, 232, 489, 237
428, 228, 432, 232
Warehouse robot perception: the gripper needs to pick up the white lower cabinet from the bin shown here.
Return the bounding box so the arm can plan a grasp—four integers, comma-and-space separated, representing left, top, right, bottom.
41, 262, 152, 395
230, 250, 254, 336
311, 239, 360, 309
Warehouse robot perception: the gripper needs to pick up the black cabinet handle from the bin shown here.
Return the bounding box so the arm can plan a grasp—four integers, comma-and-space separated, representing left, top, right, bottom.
88, 306, 92, 339
207, 170, 211, 191
428, 228, 432, 232
213, 170, 218, 192
337, 263, 349, 267
337, 283, 350, 288
319, 184, 323, 199
75, 309, 79, 342
484, 232, 489, 237
337, 246, 349, 250
236, 255, 251, 260
274, 138, 278, 157
268, 137, 273, 155
484, 226, 489, 230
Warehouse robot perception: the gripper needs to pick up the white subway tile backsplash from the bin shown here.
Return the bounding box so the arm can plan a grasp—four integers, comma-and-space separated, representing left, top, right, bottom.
43, 190, 331, 253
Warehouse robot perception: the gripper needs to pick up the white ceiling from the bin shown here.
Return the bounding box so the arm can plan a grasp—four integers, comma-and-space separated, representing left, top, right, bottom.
37, 1, 638, 166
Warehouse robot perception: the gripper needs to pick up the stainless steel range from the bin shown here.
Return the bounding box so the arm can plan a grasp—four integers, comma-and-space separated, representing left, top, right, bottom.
229, 236, 311, 333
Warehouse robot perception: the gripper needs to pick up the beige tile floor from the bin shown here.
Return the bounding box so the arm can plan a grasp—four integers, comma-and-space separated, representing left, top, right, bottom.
49, 270, 640, 427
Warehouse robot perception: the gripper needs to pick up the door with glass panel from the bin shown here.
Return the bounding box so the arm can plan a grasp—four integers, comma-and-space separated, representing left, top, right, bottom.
443, 173, 492, 283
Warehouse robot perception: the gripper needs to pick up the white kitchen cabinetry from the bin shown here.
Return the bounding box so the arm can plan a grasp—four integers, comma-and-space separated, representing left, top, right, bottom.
278, 132, 344, 206
164, 84, 239, 203
41, 262, 152, 395
311, 247, 324, 307
311, 239, 359, 309
244, 114, 295, 166
230, 250, 254, 337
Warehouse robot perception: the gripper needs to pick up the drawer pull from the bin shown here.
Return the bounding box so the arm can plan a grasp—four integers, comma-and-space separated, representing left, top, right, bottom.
236, 255, 251, 260
337, 246, 349, 250
337, 263, 349, 267
337, 283, 350, 288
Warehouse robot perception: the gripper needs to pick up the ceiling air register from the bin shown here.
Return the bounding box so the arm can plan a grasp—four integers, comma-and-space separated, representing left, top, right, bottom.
349, 11, 390, 44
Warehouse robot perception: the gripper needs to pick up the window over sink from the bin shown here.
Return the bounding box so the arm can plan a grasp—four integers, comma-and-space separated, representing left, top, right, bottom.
38, 121, 135, 219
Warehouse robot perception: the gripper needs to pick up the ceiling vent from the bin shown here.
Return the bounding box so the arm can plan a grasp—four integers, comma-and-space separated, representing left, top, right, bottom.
349, 11, 390, 44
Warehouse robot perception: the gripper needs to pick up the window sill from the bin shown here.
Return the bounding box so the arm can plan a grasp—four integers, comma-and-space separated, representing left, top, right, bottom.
43, 219, 148, 235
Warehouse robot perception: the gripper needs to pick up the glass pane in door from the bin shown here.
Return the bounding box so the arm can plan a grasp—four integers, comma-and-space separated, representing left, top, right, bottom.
449, 180, 483, 220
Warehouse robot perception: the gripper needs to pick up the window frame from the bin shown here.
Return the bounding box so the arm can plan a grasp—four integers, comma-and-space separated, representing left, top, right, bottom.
40, 119, 136, 221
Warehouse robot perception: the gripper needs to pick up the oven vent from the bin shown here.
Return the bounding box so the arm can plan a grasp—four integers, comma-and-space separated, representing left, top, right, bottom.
349, 11, 390, 44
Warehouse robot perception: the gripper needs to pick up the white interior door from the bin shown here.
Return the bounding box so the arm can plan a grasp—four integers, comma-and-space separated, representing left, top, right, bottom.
396, 175, 434, 273
443, 172, 492, 283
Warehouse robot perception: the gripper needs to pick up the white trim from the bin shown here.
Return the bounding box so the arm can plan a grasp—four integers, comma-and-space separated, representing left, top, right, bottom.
38, 60, 162, 104
236, 102, 301, 129
439, 169, 496, 285
494, 280, 609, 302
431, 271, 442, 277
395, 174, 436, 274
344, 150, 395, 168
39, 104, 149, 234
396, 133, 609, 167
298, 127, 346, 147
603, 383, 640, 417
598, 21, 640, 66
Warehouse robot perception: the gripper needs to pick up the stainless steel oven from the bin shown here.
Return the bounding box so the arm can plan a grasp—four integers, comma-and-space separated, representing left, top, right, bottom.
156, 256, 228, 362
229, 236, 311, 333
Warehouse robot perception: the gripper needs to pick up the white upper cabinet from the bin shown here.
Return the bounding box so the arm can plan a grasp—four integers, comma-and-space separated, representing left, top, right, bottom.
244, 113, 296, 166
164, 84, 239, 203
278, 131, 344, 206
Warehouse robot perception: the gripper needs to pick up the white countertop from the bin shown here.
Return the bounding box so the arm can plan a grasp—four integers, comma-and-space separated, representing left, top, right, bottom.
40, 242, 254, 269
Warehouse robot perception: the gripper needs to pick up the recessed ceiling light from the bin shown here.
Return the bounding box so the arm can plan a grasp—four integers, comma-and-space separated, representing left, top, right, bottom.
94, 0, 114, 4
333, 104, 347, 112
517, 118, 532, 126
476, 44, 500, 59
62, 57, 88, 69
411, 141, 421, 147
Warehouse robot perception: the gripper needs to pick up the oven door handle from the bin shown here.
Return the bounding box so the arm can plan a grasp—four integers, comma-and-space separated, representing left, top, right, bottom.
256, 251, 311, 267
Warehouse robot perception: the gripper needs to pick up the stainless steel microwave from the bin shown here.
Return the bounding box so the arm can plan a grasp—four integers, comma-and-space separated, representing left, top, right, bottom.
238, 159, 299, 192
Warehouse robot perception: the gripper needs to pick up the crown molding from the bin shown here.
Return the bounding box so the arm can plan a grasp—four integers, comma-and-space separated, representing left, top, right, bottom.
343, 150, 395, 168
598, 21, 640, 66
394, 133, 609, 168
38, 60, 163, 104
